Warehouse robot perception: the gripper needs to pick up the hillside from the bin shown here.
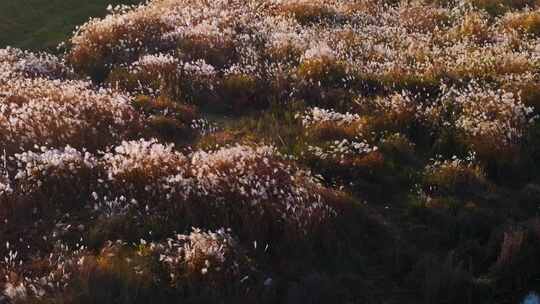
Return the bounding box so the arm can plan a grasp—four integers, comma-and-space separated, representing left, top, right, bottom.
1, 0, 540, 303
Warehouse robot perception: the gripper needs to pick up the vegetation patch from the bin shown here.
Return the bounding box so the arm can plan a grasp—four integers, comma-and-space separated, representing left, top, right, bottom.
2, 0, 540, 303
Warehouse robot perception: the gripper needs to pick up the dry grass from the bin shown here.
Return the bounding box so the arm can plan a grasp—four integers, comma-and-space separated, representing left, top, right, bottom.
2, 0, 540, 302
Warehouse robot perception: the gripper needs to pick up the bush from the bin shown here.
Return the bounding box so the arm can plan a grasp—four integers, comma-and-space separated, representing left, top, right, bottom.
503, 10, 540, 37
13, 146, 98, 209
470, 0, 539, 15
428, 84, 536, 161
450, 11, 493, 44
0, 229, 256, 304
68, 5, 173, 80
399, 5, 451, 33
48, 140, 343, 243
423, 155, 489, 198
296, 57, 348, 89
0, 47, 72, 79
0, 77, 143, 153
133, 95, 199, 140
218, 74, 264, 112
277, 2, 339, 25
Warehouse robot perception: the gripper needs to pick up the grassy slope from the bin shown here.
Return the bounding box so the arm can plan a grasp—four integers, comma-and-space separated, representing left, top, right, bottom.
0, 0, 140, 50
2, 1, 540, 303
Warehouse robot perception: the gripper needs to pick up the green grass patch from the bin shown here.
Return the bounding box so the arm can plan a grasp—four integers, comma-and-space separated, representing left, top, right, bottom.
0, 0, 141, 50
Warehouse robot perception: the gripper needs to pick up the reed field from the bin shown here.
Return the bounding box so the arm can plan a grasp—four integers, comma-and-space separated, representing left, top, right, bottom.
1, 0, 540, 303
